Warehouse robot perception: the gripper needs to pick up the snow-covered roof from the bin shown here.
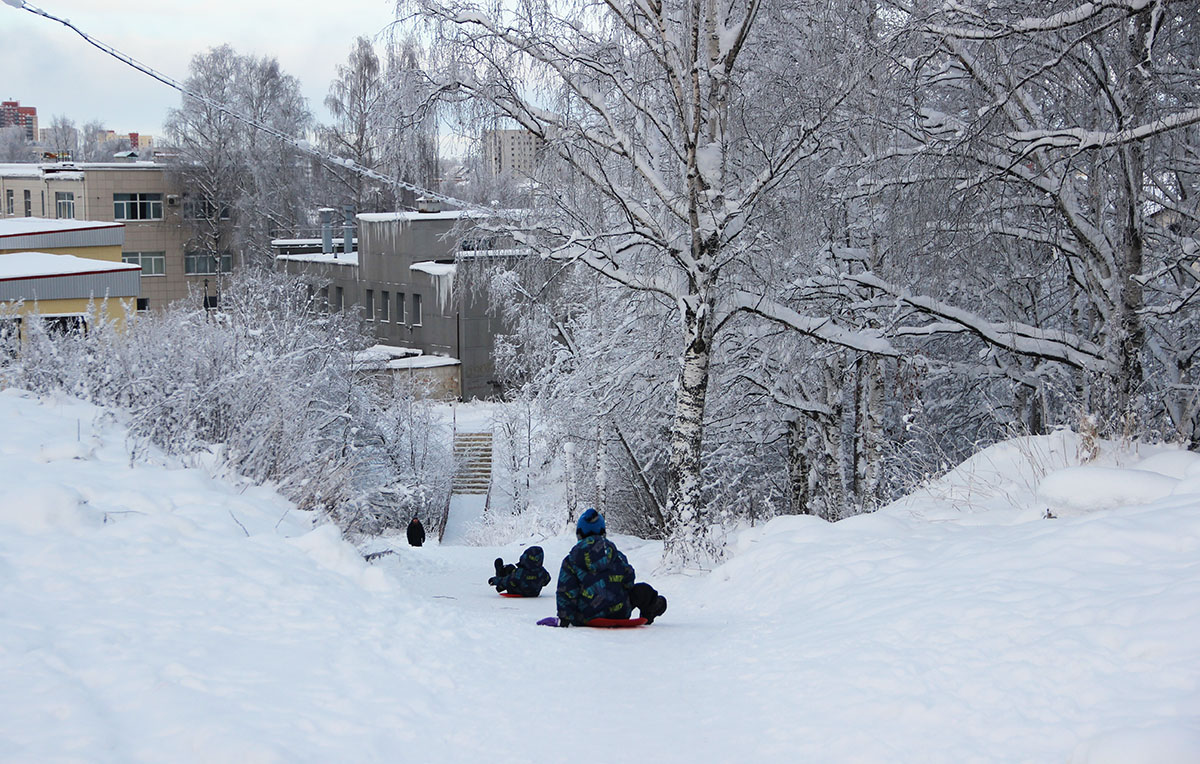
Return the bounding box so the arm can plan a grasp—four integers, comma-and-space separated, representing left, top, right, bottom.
358, 210, 471, 223
354, 344, 423, 363
0, 218, 124, 239
270, 238, 355, 247
0, 252, 141, 281
411, 261, 456, 277
273, 251, 359, 266
0, 164, 43, 178
351, 344, 460, 371
391, 355, 460, 369
0, 162, 165, 176
457, 248, 531, 260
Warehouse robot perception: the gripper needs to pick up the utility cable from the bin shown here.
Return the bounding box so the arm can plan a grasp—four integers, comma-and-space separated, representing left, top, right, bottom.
5, 0, 492, 214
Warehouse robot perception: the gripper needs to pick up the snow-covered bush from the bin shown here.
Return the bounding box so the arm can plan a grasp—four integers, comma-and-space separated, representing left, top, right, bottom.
3, 270, 452, 537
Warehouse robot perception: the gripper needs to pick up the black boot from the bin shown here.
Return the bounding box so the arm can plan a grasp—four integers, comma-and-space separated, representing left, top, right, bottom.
644, 595, 667, 624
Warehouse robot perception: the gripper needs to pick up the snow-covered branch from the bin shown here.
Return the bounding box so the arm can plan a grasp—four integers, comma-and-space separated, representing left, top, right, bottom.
726, 291, 898, 356
848, 272, 1110, 371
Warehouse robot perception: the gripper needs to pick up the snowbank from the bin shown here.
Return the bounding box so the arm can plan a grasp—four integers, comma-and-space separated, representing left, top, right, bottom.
1038, 466, 1178, 513
2, 391, 1198, 762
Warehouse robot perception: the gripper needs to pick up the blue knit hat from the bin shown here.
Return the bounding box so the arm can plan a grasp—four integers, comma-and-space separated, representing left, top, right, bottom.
576, 508, 606, 536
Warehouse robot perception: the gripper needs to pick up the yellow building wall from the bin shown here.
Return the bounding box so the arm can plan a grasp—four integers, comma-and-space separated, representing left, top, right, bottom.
3, 296, 135, 335
0, 244, 124, 263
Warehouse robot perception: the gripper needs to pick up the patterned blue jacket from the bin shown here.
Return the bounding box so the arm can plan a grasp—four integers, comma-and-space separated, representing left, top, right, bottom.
556, 535, 635, 625
495, 546, 552, 597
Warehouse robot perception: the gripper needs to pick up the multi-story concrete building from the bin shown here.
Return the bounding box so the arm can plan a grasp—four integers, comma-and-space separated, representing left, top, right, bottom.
0, 101, 39, 141
0, 161, 226, 311
275, 204, 520, 400
482, 129, 544, 178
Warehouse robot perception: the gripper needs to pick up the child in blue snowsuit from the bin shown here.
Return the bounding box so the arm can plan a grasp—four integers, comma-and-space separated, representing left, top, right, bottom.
489, 545, 552, 597
556, 508, 667, 626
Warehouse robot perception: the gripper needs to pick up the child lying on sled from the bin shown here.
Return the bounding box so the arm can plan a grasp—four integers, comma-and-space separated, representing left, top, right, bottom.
488, 545, 552, 597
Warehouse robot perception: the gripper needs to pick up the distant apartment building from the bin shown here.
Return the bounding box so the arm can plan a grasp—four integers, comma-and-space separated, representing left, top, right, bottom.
95, 130, 154, 152
0, 161, 230, 311
274, 203, 521, 400
482, 129, 544, 178
1, 100, 39, 141
36, 129, 153, 154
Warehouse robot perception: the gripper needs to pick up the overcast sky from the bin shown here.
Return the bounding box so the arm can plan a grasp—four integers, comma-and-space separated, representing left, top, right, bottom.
0, 0, 399, 138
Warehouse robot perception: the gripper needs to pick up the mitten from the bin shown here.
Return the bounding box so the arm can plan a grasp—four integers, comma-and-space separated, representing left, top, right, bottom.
494, 558, 505, 576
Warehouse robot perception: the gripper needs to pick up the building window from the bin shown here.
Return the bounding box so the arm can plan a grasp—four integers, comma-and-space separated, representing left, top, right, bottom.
136, 298, 150, 312
182, 193, 231, 221
184, 251, 232, 274
379, 291, 390, 322
364, 289, 374, 321
412, 293, 422, 326
55, 192, 75, 219
397, 293, 405, 324
113, 192, 163, 221
4, 190, 11, 215
23, 190, 31, 217
123, 251, 166, 276
42, 315, 88, 337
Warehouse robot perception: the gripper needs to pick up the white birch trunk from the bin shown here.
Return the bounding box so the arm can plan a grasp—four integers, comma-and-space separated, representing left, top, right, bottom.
664, 289, 716, 562
563, 439, 578, 526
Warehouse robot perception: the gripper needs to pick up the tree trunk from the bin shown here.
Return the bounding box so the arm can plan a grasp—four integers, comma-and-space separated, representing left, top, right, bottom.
663, 290, 716, 562
786, 417, 811, 515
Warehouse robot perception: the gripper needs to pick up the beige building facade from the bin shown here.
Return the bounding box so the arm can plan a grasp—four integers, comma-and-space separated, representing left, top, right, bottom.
0, 162, 224, 311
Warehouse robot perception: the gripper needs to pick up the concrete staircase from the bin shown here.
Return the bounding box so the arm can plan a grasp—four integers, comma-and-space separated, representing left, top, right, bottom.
452, 432, 493, 495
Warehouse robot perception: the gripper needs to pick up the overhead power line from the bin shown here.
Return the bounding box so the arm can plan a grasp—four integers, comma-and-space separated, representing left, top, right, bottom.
6, 0, 490, 214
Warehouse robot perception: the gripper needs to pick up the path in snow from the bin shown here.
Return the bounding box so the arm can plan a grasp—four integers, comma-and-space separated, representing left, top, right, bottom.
440, 493, 488, 545
1, 390, 1198, 763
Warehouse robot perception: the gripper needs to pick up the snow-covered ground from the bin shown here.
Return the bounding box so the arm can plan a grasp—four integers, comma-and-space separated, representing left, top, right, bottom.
2, 388, 1199, 763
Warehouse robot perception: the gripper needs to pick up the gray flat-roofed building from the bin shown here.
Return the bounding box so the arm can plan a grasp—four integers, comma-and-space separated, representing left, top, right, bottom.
0, 252, 141, 302
275, 207, 522, 400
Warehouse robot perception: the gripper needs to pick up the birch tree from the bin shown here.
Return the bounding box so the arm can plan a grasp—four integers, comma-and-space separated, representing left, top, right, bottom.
322, 36, 388, 212
410, 0, 893, 561
166, 46, 313, 266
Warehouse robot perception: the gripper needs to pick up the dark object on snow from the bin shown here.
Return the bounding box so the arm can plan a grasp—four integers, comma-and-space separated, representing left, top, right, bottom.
488, 557, 515, 587
407, 516, 426, 547
489, 547, 551, 597
630, 582, 668, 624
556, 509, 666, 626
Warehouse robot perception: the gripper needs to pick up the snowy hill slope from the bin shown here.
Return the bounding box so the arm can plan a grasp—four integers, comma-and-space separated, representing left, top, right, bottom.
1, 390, 1198, 763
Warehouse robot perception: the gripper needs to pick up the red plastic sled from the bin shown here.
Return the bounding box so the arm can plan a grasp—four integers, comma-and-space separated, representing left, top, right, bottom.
500, 592, 537, 598
536, 616, 648, 627
585, 617, 648, 628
